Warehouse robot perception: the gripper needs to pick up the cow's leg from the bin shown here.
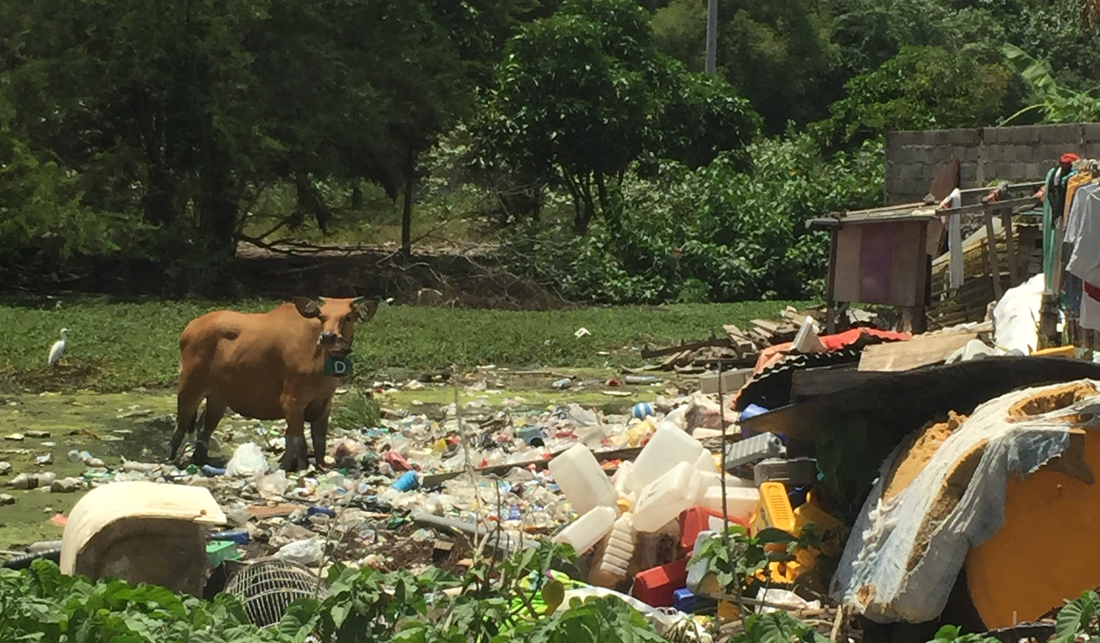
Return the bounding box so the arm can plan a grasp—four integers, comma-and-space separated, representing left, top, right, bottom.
192, 396, 227, 465
309, 402, 331, 471
280, 399, 310, 472
170, 379, 205, 462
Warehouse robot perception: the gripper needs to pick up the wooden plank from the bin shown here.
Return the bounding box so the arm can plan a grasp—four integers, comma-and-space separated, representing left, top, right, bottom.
641, 336, 729, 359
790, 365, 887, 400
247, 503, 309, 518
857, 332, 979, 372
983, 209, 1003, 299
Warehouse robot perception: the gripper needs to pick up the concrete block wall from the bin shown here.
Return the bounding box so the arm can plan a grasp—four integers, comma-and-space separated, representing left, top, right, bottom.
885, 123, 1100, 204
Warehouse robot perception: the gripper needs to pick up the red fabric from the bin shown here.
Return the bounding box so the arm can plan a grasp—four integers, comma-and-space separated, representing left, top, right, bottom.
1086, 282, 1100, 302
1061, 152, 1081, 166
819, 327, 911, 350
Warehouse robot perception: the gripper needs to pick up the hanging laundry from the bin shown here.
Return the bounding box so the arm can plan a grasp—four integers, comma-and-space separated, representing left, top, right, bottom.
1064, 182, 1100, 331
1042, 153, 1080, 294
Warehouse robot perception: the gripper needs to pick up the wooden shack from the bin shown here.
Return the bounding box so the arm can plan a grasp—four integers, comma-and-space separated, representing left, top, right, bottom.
812, 184, 1042, 333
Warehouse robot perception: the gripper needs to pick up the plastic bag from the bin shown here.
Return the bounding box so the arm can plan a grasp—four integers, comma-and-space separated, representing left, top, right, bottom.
254, 470, 289, 500
273, 537, 325, 566
225, 443, 269, 477
567, 403, 599, 427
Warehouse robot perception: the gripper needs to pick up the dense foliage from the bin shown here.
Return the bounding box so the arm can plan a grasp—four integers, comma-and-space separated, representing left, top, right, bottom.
2, 0, 1098, 303
11, 531, 1089, 642
0, 545, 671, 643
497, 133, 883, 303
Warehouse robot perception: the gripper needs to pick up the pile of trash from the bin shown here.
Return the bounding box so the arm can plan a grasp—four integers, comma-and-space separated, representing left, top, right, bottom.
13, 278, 1100, 640
2, 377, 849, 639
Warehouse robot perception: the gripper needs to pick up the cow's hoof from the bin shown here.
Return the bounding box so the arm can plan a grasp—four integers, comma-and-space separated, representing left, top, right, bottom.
191, 442, 210, 466
281, 436, 308, 472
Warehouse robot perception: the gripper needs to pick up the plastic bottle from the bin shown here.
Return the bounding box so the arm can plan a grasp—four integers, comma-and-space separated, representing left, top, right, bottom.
632, 462, 706, 533
588, 512, 636, 587
209, 529, 250, 545
628, 426, 706, 494
552, 505, 618, 554
547, 444, 618, 517
390, 471, 419, 491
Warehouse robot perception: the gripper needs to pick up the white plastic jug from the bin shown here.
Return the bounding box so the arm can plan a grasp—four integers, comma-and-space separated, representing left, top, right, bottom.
612, 461, 638, 509
548, 443, 619, 517
552, 505, 618, 554
633, 462, 705, 532
697, 484, 760, 522
589, 512, 636, 588
629, 426, 706, 494
693, 450, 718, 473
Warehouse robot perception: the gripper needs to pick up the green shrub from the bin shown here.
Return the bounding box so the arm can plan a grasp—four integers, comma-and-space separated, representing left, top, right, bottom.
497, 133, 883, 305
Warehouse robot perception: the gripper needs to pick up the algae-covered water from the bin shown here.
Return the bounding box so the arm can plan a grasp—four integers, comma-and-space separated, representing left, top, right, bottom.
0, 367, 688, 548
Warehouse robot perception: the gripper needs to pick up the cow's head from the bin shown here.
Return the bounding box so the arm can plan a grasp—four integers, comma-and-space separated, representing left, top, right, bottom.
293, 296, 379, 355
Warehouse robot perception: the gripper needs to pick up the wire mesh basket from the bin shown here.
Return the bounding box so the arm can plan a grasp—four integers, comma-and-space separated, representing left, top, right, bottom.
223, 557, 328, 630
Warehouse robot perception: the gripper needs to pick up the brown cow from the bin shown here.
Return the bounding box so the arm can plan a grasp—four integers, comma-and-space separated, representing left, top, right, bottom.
169, 296, 378, 471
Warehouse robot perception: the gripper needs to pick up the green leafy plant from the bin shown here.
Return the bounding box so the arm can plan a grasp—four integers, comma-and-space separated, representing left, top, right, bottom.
1051, 589, 1100, 643
927, 624, 1001, 643
1000, 44, 1100, 125
331, 388, 383, 432
0, 558, 287, 642
737, 610, 833, 643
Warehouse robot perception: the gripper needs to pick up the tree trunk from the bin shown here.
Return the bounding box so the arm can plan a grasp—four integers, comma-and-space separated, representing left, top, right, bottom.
596, 170, 619, 234
143, 164, 175, 226
197, 115, 238, 259
134, 91, 175, 226
401, 168, 414, 259
573, 175, 596, 236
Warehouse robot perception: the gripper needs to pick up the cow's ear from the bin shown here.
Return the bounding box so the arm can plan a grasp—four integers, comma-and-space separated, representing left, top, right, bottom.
352, 297, 378, 322
293, 297, 321, 318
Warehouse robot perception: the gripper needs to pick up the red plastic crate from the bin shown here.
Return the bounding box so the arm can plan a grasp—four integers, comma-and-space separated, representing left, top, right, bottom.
632, 557, 690, 608
679, 506, 749, 553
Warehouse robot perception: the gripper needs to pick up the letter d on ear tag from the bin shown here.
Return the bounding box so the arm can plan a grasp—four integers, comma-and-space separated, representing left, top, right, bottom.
325, 357, 352, 377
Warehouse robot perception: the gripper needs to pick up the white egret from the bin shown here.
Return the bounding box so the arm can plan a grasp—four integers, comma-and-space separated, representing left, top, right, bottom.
48, 328, 68, 367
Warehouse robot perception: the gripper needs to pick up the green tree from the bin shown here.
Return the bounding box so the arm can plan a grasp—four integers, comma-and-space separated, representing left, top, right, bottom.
0, 0, 504, 278
474, 0, 756, 235
652, 0, 839, 133
821, 45, 1012, 150
1000, 43, 1100, 124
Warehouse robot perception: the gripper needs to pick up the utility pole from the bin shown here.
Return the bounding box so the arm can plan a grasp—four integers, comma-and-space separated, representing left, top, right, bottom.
705, 0, 717, 74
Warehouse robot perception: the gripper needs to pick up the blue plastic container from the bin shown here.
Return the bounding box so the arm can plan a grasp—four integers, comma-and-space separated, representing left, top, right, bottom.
737, 404, 787, 442
516, 426, 543, 445
200, 465, 226, 477
390, 470, 419, 491
208, 529, 250, 545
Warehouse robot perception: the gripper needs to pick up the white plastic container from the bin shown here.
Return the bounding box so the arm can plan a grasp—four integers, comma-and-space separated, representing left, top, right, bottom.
548, 443, 618, 516
697, 484, 760, 522
633, 462, 705, 532
663, 404, 690, 430
612, 461, 638, 510
552, 505, 618, 554
589, 512, 636, 588
693, 450, 718, 473
629, 426, 706, 494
